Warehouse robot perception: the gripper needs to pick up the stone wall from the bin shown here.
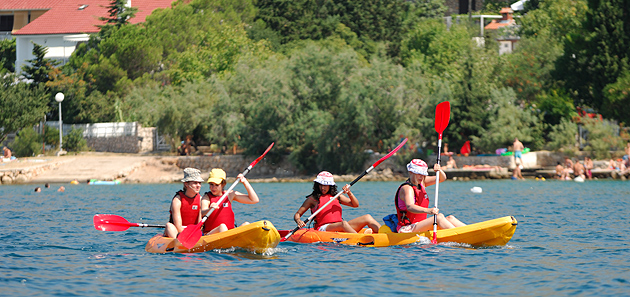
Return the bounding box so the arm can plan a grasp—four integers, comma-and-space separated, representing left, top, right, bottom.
0, 161, 64, 184
87, 136, 143, 153
138, 127, 155, 153
85, 125, 156, 153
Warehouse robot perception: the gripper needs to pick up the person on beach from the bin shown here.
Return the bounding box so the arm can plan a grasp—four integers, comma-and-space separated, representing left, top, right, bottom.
446, 155, 457, 169
2, 146, 12, 162
513, 138, 524, 162
512, 159, 525, 180
201, 168, 260, 235
555, 162, 565, 180
573, 160, 586, 180
293, 171, 381, 234
564, 157, 574, 179
395, 159, 466, 233
164, 168, 203, 238
584, 157, 594, 180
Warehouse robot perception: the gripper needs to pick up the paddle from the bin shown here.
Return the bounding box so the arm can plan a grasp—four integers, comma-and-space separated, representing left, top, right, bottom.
282, 138, 408, 241
432, 101, 451, 244
93, 214, 165, 231
177, 142, 275, 249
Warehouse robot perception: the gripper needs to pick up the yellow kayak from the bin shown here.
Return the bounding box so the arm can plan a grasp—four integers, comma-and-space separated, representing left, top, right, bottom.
145, 220, 280, 253
280, 216, 517, 247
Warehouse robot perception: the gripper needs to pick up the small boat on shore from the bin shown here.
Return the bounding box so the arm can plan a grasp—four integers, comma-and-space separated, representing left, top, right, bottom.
280, 216, 517, 247
145, 220, 280, 254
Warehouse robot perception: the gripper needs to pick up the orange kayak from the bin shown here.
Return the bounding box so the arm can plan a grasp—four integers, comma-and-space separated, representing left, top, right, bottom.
145, 220, 280, 253
280, 216, 517, 247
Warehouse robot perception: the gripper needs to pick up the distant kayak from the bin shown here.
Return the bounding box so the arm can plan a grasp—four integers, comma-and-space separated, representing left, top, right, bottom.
145, 220, 280, 254
280, 216, 517, 247
88, 179, 121, 185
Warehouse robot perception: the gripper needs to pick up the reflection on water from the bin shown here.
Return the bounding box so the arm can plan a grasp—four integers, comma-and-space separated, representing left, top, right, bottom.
1, 181, 629, 296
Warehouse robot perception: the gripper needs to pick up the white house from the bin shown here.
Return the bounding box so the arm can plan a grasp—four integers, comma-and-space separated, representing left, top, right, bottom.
1, 0, 173, 73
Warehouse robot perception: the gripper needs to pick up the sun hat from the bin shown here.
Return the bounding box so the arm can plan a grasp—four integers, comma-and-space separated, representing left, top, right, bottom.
407, 159, 428, 176
314, 171, 335, 186
181, 168, 204, 182
207, 168, 227, 184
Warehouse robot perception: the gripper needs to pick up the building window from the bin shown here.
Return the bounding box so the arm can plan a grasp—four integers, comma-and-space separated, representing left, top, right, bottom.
0, 15, 14, 31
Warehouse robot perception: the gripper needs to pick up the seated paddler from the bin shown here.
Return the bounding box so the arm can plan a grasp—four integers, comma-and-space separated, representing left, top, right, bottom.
293, 171, 380, 234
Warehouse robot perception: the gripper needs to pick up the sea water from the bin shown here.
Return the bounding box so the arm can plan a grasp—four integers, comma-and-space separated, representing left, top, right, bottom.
1, 180, 629, 296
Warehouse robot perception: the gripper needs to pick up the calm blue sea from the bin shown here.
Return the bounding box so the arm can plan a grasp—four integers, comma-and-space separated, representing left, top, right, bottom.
1, 179, 629, 296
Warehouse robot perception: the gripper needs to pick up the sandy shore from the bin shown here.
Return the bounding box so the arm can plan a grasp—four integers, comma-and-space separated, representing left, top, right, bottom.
2, 153, 183, 184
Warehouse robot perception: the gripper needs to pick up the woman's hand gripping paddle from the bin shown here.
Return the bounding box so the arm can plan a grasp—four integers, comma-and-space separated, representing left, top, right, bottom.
177, 142, 275, 249
93, 214, 165, 231
282, 138, 408, 242
432, 101, 451, 244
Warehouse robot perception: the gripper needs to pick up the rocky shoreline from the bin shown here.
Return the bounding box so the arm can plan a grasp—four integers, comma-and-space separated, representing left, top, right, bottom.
1, 152, 628, 185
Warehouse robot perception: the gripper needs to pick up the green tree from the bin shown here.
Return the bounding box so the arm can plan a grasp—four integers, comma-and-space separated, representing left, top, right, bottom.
63, 128, 88, 152
0, 38, 16, 72
9, 128, 42, 157
534, 89, 577, 127
556, 0, 630, 124
21, 43, 60, 85
581, 116, 623, 159
0, 74, 50, 143
503, 0, 587, 104
470, 88, 544, 152
603, 70, 630, 124
254, 0, 411, 59
546, 117, 578, 154
99, 0, 138, 27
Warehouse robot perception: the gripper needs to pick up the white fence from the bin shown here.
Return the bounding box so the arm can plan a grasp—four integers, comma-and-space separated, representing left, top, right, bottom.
45, 122, 137, 137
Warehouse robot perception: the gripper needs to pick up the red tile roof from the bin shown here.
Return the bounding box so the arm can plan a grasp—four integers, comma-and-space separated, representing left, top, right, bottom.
13, 0, 174, 35
0, 0, 64, 11
484, 19, 516, 30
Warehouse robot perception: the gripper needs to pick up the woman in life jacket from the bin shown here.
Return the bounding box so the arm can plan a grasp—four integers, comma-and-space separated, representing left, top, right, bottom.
164, 168, 204, 238
293, 171, 381, 234
395, 159, 466, 233
200, 168, 260, 235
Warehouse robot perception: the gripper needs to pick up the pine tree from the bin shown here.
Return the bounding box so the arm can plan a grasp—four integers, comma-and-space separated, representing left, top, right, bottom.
21, 43, 59, 85
99, 0, 138, 27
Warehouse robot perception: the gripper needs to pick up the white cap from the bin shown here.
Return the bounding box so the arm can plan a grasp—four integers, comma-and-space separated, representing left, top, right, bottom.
314, 171, 335, 185
407, 159, 428, 176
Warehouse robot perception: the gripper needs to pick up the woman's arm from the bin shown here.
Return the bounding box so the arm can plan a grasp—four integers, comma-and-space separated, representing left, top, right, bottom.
231, 174, 260, 204
400, 185, 438, 215
294, 197, 316, 227
170, 197, 184, 233
338, 184, 359, 208
424, 163, 447, 187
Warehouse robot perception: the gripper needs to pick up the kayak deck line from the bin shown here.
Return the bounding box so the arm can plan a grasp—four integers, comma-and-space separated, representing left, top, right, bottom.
145, 220, 281, 254
280, 216, 518, 247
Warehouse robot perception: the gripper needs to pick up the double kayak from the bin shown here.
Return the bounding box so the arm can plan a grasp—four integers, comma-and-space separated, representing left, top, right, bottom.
145, 220, 280, 253
280, 216, 517, 247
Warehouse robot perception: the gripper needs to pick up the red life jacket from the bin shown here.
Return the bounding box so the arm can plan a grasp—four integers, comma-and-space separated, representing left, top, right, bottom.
311, 194, 343, 230
202, 191, 236, 233
169, 191, 200, 226
395, 180, 429, 230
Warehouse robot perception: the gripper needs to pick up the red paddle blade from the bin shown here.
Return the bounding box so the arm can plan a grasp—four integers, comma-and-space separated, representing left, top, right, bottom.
373, 138, 408, 168
177, 222, 203, 249
435, 101, 451, 135
94, 214, 135, 231
249, 142, 274, 168
431, 232, 437, 244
